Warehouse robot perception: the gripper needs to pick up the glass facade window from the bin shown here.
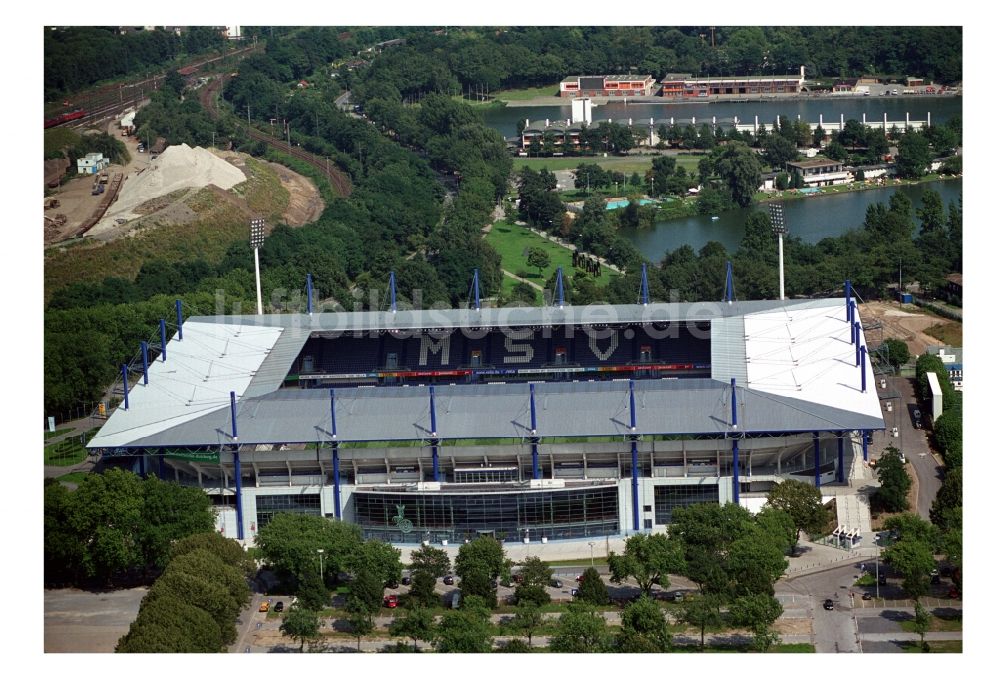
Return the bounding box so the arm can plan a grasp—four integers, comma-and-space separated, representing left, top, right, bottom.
653, 484, 719, 525
256, 493, 322, 529
354, 486, 619, 544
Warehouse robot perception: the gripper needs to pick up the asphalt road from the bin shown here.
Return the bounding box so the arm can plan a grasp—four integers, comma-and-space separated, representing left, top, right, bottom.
44, 587, 148, 653
777, 562, 863, 652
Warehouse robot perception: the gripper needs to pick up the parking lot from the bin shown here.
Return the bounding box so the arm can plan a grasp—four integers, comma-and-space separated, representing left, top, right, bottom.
44, 587, 148, 652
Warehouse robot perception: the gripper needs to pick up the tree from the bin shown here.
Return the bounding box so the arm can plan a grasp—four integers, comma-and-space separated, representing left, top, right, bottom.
882, 538, 935, 601
617, 594, 672, 652
876, 447, 912, 513
549, 603, 611, 653
409, 570, 439, 608
526, 247, 551, 278
913, 601, 931, 652
765, 480, 827, 544
346, 603, 376, 652
509, 601, 544, 647
608, 533, 684, 596
933, 409, 962, 470
576, 567, 609, 606
679, 593, 723, 650
896, 129, 932, 179
280, 606, 323, 653
714, 142, 762, 207
296, 568, 330, 612
882, 339, 911, 369
722, 534, 789, 598
930, 470, 962, 530
348, 567, 385, 618
389, 606, 436, 651
410, 544, 451, 578
729, 593, 783, 652
350, 539, 403, 588
255, 513, 363, 587
497, 638, 531, 652
434, 603, 494, 653
455, 537, 507, 581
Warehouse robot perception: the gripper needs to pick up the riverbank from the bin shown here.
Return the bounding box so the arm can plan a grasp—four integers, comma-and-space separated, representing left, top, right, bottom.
754, 173, 962, 205
499, 91, 960, 108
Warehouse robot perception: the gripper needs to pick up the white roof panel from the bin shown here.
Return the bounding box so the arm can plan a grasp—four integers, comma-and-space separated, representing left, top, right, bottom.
88, 322, 284, 448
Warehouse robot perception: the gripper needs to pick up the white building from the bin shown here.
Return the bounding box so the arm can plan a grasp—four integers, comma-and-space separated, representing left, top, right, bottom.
926, 346, 963, 391
786, 158, 851, 187
77, 153, 109, 175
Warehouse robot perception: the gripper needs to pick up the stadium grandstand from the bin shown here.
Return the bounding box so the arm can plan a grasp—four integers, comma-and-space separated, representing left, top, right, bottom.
87, 270, 884, 545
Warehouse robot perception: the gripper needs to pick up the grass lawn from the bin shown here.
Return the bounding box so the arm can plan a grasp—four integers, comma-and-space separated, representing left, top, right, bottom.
902, 640, 962, 653
513, 155, 702, 177
547, 557, 609, 568
56, 471, 92, 485
44, 429, 72, 440
673, 642, 815, 653
493, 84, 560, 101
44, 429, 97, 466
924, 322, 962, 346
485, 221, 620, 289
900, 610, 962, 633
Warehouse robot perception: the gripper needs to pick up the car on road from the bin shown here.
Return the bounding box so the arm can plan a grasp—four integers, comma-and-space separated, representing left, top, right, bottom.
673, 591, 684, 602
823, 599, 835, 610
862, 592, 872, 601
273, 601, 284, 612
878, 573, 887, 585
258, 601, 270, 612
443, 575, 455, 585
401, 575, 411, 585
570, 588, 579, 597
549, 578, 563, 588
383, 595, 398, 609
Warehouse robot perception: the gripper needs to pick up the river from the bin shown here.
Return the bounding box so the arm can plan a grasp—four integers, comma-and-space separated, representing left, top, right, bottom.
619, 178, 962, 261
482, 96, 962, 139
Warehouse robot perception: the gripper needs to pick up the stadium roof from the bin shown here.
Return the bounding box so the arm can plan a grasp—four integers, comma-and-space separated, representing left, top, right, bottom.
88, 299, 885, 449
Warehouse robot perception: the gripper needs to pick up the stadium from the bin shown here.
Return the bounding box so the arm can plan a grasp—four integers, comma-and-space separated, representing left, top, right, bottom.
88, 275, 885, 546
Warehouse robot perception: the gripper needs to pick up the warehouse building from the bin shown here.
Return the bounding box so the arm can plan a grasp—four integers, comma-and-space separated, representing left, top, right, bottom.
560, 74, 657, 98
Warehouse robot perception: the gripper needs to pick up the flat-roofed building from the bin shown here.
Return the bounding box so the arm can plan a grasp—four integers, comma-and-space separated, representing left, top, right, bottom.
661, 66, 805, 98
560, 74, 656, 98
786, 158, 851, 187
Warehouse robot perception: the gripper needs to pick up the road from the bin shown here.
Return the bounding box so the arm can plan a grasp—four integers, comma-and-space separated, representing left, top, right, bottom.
777, 561, 862, 652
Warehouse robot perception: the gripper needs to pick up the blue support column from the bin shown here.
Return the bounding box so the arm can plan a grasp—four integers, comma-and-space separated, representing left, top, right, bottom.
862, 430, 869, 462
813, 431, 821, 487
731, 377, 740, 505
837, 432, 845, 483
389, 271, 397, 313
529, 383, 540, 480
230, 391, 244, 540
628, 380, 639, 531
855, 322, 862, 366
555, 267, 564, 307
861, 346, 868, 392
121, 364, 130, 410
306, 273, 313, 314
140, 341, 149, 385
845, 279, 852, 321
640, 263, 649, 305
159, 319, 167, 362
473, 268, 481, 310
430, 385, 440, 482
175, 299, 183, 340
849, 299, 856, 331
329, 389, 342, 519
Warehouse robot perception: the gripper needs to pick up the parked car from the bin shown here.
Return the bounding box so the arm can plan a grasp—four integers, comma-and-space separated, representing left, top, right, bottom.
549, 578, 563, 588
273, 601, 284, 612
443, 575, 455, 585
570, 588, 579, 597
878, 574, 887, 585
383, 595, 398, 609
401, 575, 411, 585
948, 587, 960, 599
862, 592, 872, 601
823, 599, 835, 610
258, 601, 270, 612
575, 574, 585, 582
673, 591, 684, 602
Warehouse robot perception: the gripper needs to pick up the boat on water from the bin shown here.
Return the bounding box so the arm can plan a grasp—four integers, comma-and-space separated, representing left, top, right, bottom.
711, 216, 720, 221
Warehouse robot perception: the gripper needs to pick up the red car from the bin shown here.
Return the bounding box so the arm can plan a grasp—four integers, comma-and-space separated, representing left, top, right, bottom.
948, 587, 960, 599
383, 595, 398, 608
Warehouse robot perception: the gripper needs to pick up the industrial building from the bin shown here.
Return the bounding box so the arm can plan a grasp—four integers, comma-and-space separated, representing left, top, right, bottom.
560, 74, 656, 98
660, 67, 805, 98
76, 153, 109, 175
87, 274, 883, 546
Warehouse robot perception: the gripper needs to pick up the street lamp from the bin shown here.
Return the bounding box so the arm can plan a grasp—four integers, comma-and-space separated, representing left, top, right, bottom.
769, 202, 787, 301
588, 541, 595, 568
249, 218, 265, 315
317, 548, 325, 581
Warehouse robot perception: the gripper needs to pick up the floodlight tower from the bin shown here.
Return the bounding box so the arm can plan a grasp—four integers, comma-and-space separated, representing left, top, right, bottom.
249, 217, 265, 315
769, 202, 787, 301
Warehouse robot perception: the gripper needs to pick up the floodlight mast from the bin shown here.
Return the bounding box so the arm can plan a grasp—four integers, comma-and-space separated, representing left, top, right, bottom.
769, 203, 787, 301
250, 218, 265, 315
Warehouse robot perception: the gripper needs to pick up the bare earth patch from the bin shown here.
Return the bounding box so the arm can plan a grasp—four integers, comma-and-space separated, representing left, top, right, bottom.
265, 160, 324, 226
859, 301, 960, 354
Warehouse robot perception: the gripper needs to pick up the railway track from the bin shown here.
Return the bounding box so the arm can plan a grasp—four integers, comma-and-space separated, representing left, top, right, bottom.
199, 75, 352, 198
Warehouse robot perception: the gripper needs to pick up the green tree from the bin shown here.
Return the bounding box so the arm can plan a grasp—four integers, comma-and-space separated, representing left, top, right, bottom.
882, 339, 911, 369
434, 603, 494, 653
729, 593, 783, 652
930, 470, 962, 530
896, 129, 932, 179
608, 533, 684, 595
576, 567, 609, 606
346, 603, 376, 652
913, 601, 931, 652
882, 538, 935, 601
350, 539, 403, 588
116, 593, 223, 653
509, 601, 544, 647
876, 447, 912, 513
679, 593, 723, 650
455, 536, 507, 581
497, 638, 531, 652
765, 480, 827, 544
549, 603, 611, 653
170, 531, 254, 577
389, 606, 436, 651
933, 408, 962, 469
617, 594, 672, 652
714, 142, 762, 207
526, 247, 551, 278
409, 570, 439, 608
154, 568, 240, 645
348, 567, 385, 617
254, 513, 363, 587
296, 568, 330, 612
280, 606, 323, 653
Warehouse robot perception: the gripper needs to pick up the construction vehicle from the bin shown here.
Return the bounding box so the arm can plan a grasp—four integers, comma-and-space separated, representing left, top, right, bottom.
45, 199, 60, 210
99, 172, 109, 184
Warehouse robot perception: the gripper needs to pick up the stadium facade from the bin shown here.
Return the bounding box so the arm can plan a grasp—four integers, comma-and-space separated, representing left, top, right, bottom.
88, 288, 884, 545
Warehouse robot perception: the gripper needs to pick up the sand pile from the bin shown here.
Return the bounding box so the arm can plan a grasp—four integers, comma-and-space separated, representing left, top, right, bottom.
98, 144, 247, 227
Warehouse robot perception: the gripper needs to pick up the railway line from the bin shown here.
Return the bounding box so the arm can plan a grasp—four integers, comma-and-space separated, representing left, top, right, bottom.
199, 75, 352, 198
